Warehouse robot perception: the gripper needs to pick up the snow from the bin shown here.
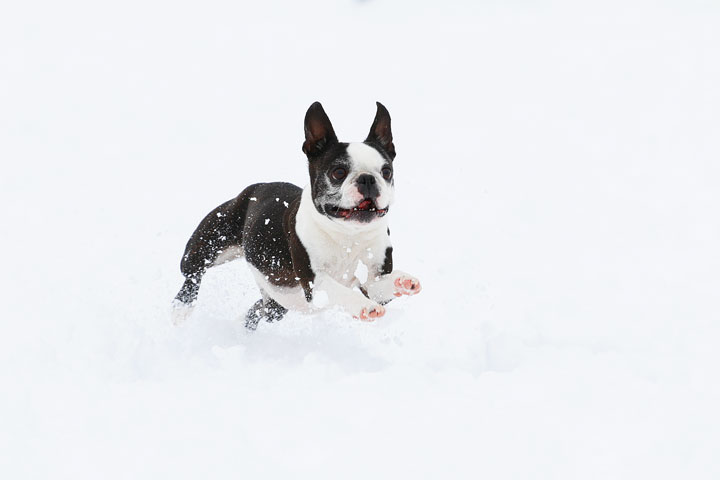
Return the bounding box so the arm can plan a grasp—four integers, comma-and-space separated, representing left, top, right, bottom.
1, 0, 719, 478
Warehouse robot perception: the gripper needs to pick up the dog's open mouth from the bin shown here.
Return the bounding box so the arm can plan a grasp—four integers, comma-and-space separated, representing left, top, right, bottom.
326, 199, 388, 221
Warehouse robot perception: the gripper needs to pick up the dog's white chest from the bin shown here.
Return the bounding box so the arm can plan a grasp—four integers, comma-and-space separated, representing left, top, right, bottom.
313, 243, 368, 287
295, 188, 390, 287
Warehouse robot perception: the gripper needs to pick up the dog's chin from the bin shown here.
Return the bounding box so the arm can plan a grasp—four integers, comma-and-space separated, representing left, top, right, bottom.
324, 198, 388, 224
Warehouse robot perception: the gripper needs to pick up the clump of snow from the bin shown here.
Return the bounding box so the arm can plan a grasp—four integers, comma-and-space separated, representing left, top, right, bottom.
1, 0, 719, 478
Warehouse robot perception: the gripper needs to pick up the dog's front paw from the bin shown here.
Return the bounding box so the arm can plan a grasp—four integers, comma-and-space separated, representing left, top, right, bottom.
393, 275, 422, 297
352, 300, 386, 322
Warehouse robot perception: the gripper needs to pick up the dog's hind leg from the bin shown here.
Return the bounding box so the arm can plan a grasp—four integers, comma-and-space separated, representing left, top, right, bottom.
175, 277, 201, 304
244, 293, 288, 330
262, 297, 287, 323
244, 299, 265, 330
172, 191, 253, 324
171, 277, 202, 324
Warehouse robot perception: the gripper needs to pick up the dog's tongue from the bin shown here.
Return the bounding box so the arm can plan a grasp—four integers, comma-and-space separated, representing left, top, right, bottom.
357, 199, 373, 210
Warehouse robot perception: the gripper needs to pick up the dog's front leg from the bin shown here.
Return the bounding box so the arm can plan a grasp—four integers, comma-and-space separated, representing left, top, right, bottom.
313, 272, 386, 321
363, 270, 422, 305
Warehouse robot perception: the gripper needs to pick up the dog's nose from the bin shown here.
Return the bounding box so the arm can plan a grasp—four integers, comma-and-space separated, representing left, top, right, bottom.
356, 174, 379, 198
357, 174, 376, 186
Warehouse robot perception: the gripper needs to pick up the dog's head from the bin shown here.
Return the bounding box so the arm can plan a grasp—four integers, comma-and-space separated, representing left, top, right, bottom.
302, 102, 396, 225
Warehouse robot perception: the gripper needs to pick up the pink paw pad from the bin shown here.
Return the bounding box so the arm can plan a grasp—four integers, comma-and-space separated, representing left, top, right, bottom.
354, 305, 386, 322
394, 276, 422, 296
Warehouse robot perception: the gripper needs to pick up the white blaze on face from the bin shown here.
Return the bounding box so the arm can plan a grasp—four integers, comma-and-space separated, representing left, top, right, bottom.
341, 142, 394, 209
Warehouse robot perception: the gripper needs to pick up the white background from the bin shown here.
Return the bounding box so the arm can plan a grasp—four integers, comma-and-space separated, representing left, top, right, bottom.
1, 0, 718, 478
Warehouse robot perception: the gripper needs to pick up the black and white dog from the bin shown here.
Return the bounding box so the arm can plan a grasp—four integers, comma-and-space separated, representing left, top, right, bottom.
172, 102, 421, 328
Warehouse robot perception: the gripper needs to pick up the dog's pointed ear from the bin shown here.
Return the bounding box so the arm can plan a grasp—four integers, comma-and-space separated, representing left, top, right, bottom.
303, 102, 338, 157
365, 101, 395, 159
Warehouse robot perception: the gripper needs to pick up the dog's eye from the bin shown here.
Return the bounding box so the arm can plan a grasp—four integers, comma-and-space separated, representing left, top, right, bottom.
381, 167, 393, 180
331, 167, 347, 181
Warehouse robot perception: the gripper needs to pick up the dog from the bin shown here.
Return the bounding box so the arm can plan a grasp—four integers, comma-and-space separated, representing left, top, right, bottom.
172, 102, 421, 328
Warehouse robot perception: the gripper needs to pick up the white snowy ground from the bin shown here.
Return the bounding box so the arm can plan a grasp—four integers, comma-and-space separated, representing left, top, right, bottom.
1, 0, 719, 478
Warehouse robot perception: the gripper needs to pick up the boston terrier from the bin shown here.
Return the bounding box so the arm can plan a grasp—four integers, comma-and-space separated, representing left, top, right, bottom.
172, 102, 421, 328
